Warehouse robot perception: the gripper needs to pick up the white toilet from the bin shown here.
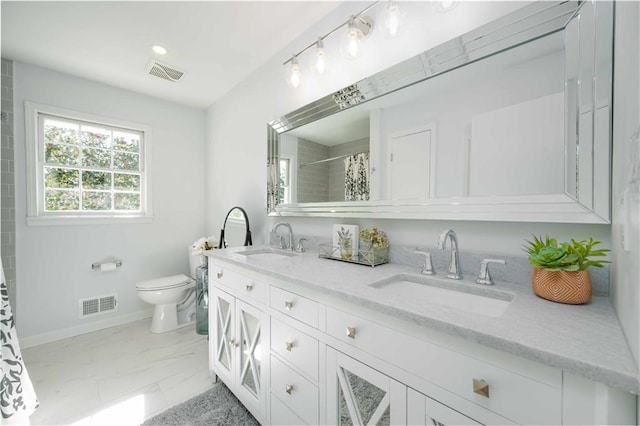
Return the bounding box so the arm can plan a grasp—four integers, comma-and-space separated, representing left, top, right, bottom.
136, 248, 205, 334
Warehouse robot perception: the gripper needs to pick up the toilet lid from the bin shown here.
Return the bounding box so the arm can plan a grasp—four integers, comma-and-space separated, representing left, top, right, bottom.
136, 274, 193, 291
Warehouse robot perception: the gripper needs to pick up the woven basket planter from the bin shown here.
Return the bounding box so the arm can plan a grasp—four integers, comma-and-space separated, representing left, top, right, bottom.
532, 267, 592, 304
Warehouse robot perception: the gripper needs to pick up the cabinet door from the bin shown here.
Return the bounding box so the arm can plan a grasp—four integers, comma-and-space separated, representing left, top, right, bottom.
211, 287, 235, 384
235, 299, 265, 410
327, 347, 406, 426
407, 388, 481, 426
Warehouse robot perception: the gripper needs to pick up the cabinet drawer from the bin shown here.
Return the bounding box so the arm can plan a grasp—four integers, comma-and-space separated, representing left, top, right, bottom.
270, 394, 306, 426
271, 317, 319, 381
270, 286, 319, 328
210, 264, 268, 305
326, 306, 561, 425
270, 355, 319, 425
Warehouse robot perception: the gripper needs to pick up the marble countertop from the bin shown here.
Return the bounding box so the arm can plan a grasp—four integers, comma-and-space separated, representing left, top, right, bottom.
206, 246, 639, 394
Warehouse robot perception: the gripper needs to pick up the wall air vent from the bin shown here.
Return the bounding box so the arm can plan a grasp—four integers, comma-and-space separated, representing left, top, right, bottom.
79, 293, 118, 318
145, 59, 186, 82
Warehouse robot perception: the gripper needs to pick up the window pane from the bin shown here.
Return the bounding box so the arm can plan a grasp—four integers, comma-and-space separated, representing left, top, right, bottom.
114, 193, 140, 210
114, 173, 140, 191
82, 171, 112, 190
82, 148, 112, 168
113, 151, 139, 171
45, 190, 79, 211
113, 131, 140, 152
45, 143, 80, 166
81, 126, 111, 149
45, 167, 79, 188
82, 191, 111, 210
44, 119, 79, 145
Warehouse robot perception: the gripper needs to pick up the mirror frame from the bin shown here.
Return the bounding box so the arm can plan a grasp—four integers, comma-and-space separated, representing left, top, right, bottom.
219, 206, 253, 248
267, 1, 613, 224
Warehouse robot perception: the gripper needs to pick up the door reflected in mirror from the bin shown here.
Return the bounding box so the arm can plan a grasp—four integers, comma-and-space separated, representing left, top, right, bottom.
219, 207, 252, 248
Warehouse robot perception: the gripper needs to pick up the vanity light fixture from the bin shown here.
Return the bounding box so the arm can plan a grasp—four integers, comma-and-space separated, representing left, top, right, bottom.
283, 1, 385, 87
152, 44, 167, 55
311, 37, 328, 75
285, 55, 301, 88
434, 0, 459, 13
379, 0, 404, 38
340, 15, 375, 60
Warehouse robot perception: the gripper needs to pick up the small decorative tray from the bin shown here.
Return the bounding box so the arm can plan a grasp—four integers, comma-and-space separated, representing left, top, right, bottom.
319, 243, 389, 267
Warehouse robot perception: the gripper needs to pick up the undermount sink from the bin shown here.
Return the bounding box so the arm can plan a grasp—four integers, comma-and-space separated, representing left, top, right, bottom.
237, 247, 299, 260
369, 273, 514, 318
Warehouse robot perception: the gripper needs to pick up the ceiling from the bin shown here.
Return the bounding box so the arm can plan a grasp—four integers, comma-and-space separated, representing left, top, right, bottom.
1, 1, 342, 109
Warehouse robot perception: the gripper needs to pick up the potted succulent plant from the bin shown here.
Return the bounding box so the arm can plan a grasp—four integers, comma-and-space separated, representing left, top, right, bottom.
522, 235, 610, 304
358, 227, 390, 265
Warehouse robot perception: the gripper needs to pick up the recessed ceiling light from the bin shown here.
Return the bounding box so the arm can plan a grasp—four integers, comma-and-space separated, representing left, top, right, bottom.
152, 45, 167, 55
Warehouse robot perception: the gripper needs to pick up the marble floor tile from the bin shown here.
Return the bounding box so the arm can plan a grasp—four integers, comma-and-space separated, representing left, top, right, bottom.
22, 319, 212, 425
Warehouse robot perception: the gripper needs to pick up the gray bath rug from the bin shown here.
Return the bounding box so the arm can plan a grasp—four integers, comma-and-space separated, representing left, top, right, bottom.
141, 383, 259, 426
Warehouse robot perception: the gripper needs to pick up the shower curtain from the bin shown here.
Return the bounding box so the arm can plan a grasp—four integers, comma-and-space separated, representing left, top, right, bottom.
344, 152, 370, 201
1, 259, 38, 423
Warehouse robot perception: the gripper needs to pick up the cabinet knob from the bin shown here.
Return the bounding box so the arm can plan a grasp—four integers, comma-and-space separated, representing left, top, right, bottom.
285, 341, 294, 351
284, 301, 293, 311
285, 384, 294, 395
473, 378, 490, 398
216, 271, 223, 279
246, 283, 253, 292
346, 326, 356, 339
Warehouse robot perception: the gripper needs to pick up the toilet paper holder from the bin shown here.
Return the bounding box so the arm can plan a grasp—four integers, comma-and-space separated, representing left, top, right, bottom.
91, 260, 123, 270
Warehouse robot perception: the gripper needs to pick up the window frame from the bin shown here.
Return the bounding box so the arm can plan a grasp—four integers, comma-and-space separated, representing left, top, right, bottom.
25, 102, 153, 226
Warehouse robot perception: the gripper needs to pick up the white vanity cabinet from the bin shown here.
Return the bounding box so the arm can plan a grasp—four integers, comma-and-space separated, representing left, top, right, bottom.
208, 265, 268, 422
208, 257, 637, 425
269, 287, 322, 425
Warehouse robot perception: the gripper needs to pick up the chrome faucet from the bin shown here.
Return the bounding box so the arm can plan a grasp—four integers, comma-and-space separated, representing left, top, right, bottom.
272, 222, 294, 251
437, 229, 462, 280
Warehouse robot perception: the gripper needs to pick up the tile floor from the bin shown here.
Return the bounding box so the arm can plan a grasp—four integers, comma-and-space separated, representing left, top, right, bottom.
21, 319, 213, 425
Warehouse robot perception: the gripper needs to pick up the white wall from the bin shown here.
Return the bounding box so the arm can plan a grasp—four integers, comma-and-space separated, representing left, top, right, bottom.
14, 63, 206, 345
611, 1, 640, 366
204, 0, 610, 257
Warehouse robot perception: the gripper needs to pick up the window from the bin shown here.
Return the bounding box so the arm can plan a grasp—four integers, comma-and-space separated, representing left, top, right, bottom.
26, 102, 152, 225
279, 157, 291, 204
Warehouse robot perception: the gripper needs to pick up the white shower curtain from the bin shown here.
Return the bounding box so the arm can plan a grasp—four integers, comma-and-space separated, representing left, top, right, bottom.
344, 152, 370, 201
1, 259, 38, 423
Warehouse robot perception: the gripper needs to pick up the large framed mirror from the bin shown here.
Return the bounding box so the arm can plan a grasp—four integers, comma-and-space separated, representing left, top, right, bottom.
267, 1, 613, 223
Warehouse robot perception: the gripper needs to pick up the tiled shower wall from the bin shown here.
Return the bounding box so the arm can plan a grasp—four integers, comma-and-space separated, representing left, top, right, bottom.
1, 58, 17, 313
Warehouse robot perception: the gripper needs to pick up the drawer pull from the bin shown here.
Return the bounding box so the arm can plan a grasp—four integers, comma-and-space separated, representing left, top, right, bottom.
246, 283, 253, 292
216, 271, 223, 279
229, 339, 239, 348
285, 341, 294, 351
285, 301, 293, 311
346, 326, 356, 339
473, 378, 490, 398
285, 384, 294, 395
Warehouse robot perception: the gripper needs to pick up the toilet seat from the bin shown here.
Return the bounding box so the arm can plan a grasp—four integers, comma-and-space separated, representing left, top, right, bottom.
136, 274, 193, 291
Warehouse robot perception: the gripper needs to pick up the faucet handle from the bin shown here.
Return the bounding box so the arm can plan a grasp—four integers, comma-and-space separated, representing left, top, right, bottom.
476, 258, 506, 286
414, 249, 435, 275
295, 238, 307, 253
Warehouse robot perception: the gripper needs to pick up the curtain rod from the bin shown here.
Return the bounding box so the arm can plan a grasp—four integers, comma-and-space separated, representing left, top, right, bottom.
299, 151, 369, 168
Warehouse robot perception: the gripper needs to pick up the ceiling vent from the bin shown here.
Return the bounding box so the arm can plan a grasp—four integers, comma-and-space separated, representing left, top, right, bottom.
145, 59, 185, 82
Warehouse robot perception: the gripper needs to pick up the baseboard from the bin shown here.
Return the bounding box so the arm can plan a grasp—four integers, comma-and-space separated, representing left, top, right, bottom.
20, 309, 154, 348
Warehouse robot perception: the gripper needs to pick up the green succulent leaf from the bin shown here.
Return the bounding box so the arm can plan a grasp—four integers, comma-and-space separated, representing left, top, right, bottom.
523, 235, 610, 271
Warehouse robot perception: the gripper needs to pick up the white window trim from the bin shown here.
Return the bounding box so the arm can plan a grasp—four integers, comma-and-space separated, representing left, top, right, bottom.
25, 101, 153, 226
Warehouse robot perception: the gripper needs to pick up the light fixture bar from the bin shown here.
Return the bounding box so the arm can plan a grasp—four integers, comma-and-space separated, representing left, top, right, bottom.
282, 1, 379, 66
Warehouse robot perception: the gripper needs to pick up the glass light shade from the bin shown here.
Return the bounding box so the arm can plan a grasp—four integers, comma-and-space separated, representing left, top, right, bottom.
340, 16, 367, 60
285, 56, 301, 88
310, 38, 330, 75
379, 1, 404, 38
